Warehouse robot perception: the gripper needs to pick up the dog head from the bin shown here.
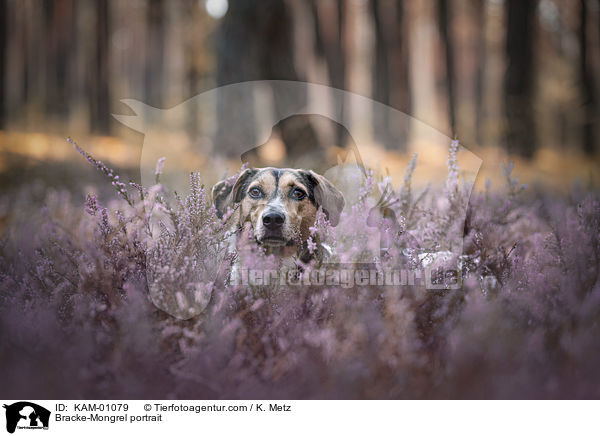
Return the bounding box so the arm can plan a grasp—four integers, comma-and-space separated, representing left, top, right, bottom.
212, 168, 344, 253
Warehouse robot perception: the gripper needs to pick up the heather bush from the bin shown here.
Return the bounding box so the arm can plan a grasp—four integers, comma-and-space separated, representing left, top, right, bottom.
0, 139, 599, 399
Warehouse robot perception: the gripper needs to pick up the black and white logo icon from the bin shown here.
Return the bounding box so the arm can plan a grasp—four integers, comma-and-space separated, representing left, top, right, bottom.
3, 402, 50, 434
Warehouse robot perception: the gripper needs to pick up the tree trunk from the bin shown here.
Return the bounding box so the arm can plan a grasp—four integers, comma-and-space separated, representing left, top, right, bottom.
437, 0, 456, 134
90, 0, 110, 134
392, 0, 411, 118
44, 0, 72, 121
474, 0, 486, 145
216, 0, 306, 158
0, 0, 6, 128
370, 0, 391, 147
0, 0, 8, 129
579, 0, 596, 155
504, 0, 537, 158
310, 0, 347, 146
145, 0, 165, 107
370, 0, 410, 150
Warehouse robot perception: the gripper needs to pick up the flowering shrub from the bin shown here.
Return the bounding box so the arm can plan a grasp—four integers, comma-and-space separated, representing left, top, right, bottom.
0, 139, 599, 399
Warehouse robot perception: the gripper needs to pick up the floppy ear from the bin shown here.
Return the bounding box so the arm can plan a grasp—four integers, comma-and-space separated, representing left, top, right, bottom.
211, 168, 256, 219
302, 170, 345, 226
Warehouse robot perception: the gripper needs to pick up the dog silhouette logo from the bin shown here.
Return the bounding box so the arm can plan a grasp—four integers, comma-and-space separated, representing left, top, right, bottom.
113, 80, 481, 316
3, 402, 50, 433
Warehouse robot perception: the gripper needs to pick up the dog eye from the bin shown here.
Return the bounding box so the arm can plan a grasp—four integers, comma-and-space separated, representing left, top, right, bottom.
248, 187, 263, 199
291, 187, 306, 200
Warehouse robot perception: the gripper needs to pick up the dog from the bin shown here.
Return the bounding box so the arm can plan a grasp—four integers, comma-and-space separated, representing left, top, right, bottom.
212, 167, 345, 264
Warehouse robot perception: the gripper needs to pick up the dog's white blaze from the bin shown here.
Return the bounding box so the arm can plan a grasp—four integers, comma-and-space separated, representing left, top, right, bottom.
257, 196, 290, 240
265, 196, 286, 214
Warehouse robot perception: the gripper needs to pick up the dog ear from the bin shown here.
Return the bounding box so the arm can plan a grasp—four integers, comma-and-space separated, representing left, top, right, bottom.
211, 179, 232, 219
302, 170, 345, 226
212, 168, 256, 218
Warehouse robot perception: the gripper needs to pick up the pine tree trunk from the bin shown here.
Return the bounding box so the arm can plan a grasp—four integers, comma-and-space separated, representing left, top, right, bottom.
504, 0, 537, 158
145, 0, 165, 107
90, 0, 110, 134
0, 0, 6, 128
437, 0, 456, 134
474, 0, 486, 145
579, 0, 596, 155
216, 0, 304, 157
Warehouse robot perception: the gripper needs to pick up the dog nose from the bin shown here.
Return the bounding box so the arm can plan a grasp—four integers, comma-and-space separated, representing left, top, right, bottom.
262, 211, 285, 229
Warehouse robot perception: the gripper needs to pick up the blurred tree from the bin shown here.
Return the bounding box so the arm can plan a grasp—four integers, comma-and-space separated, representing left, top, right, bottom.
216, 0, 308, 157
1, 0, 597, 159
437, 0, 456, 134
474, 0, 486, 145
89, 0, 110, 134
44, 0, 72, 121
0, 0, 5, 128
310, 0, 348, 147
504, 0, 537, 158
369, 0, 410, 150
579, 0, 596, 155
216, 0, 299, 87
145, 0, 165, 107
370, 0, 389, 121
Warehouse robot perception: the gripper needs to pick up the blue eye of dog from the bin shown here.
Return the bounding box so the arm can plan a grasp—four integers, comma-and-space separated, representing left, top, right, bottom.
291, 188, 306, 200
248, 187, 263, 198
